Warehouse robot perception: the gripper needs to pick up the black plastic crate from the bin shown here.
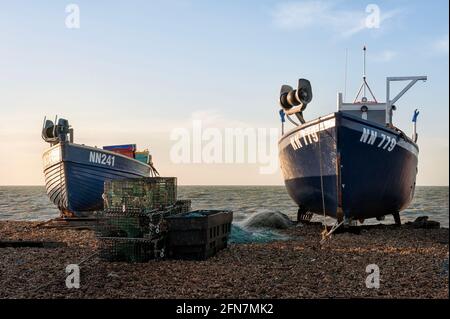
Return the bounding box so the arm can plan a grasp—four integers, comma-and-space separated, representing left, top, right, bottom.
165, 210, 233, 260
103, 177, 177, 210
97, 237, 166, 262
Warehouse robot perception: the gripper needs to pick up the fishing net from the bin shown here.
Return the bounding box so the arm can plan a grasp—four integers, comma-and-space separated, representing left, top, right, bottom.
229, 211, 292, 244
228, 224, 288, 244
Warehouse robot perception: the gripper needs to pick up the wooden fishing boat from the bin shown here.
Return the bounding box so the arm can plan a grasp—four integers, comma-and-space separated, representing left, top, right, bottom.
277, 47, 427, 225
42, 118, 158, 217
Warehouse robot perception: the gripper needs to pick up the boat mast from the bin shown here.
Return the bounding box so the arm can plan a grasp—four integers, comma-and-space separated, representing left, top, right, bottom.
344, 48, 348, 101
334, 47, 427, 128
353, 46, 378, 103
363, 46, 366, 98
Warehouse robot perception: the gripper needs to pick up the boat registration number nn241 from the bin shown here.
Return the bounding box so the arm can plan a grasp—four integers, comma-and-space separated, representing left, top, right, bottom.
89, 151, 116, 166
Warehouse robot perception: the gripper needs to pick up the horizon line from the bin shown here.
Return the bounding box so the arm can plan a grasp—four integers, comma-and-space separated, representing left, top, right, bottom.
0, 184, 448, 187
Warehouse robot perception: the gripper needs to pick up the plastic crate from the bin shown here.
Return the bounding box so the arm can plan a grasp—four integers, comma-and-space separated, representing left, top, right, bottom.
165, 210, 233, 260
104, 177, 177, 210
98, 237, 165, 262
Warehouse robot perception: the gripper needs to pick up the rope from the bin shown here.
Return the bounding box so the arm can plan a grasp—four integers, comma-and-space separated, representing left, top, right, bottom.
317, 119, 328, 241
318, 119, 344, 243
286, 114, 299, 126
320, 220, 344, 245
33, 218, 57, 228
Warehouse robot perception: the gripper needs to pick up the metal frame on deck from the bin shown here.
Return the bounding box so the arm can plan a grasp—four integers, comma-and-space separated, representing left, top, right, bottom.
337, 93, 386, 111
385, 76, 427, 125
283, 47, 427, 130
337, 75, 427, 126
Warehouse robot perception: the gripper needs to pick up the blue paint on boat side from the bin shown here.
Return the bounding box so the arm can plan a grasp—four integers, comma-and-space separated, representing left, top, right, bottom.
338, 113, 418, 219
43, 142, 150, 215
279, 115, 338, 216
279, 112, 418, 220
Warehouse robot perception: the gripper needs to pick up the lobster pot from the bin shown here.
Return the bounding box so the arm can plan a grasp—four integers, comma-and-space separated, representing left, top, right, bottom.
97, 237, 165, 262
104, 177, 177, 210
173, 200, 192, 214
96, 203, 188, 239
95, 208, 160, 239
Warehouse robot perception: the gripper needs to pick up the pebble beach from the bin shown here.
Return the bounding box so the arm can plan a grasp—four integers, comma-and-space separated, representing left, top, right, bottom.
0, 220, 448, 299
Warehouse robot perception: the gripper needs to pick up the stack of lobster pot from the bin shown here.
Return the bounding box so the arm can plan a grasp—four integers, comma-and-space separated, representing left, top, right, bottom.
96, 177, 191, 262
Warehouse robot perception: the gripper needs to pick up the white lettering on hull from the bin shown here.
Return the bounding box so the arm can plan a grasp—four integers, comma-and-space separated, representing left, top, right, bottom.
360, 127, 396, 151
89, 151, 116, 166
290, 118, 335, 151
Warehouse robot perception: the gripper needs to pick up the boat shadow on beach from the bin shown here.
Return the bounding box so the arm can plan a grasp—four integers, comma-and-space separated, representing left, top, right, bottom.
297, 216, 448, 242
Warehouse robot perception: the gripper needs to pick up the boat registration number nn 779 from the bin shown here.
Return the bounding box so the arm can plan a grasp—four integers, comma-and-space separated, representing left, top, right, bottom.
359, 127, 397, 151
89, 151, 116, 166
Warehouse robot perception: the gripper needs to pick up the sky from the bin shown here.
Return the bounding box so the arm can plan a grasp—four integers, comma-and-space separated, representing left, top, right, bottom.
0, 0, 448, 185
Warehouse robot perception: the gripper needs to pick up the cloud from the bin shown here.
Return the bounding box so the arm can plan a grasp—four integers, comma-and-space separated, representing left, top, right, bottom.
433, 34, 449, 55
271, 1, 402, 38
272, 1, 332, 30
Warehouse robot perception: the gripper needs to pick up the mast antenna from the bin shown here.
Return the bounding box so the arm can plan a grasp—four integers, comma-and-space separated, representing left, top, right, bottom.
353, 45, 378, 103
344, 48, 348, 101
363, 45, 366, 97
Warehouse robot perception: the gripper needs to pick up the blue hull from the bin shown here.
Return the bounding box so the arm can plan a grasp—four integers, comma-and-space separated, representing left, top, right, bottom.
279, 112, 418, 220
43, 142, 150, 216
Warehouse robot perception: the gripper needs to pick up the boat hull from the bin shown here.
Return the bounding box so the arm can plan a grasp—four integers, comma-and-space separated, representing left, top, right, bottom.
279, 112, 418, 220
43, 142, 150, 216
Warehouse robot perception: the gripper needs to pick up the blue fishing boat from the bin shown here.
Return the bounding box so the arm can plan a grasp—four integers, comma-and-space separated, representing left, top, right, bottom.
42, 118, 159, 217
278, 47, 427, 227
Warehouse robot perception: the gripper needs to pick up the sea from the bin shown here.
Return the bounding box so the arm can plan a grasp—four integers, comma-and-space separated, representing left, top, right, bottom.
0, 186, 448, 228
